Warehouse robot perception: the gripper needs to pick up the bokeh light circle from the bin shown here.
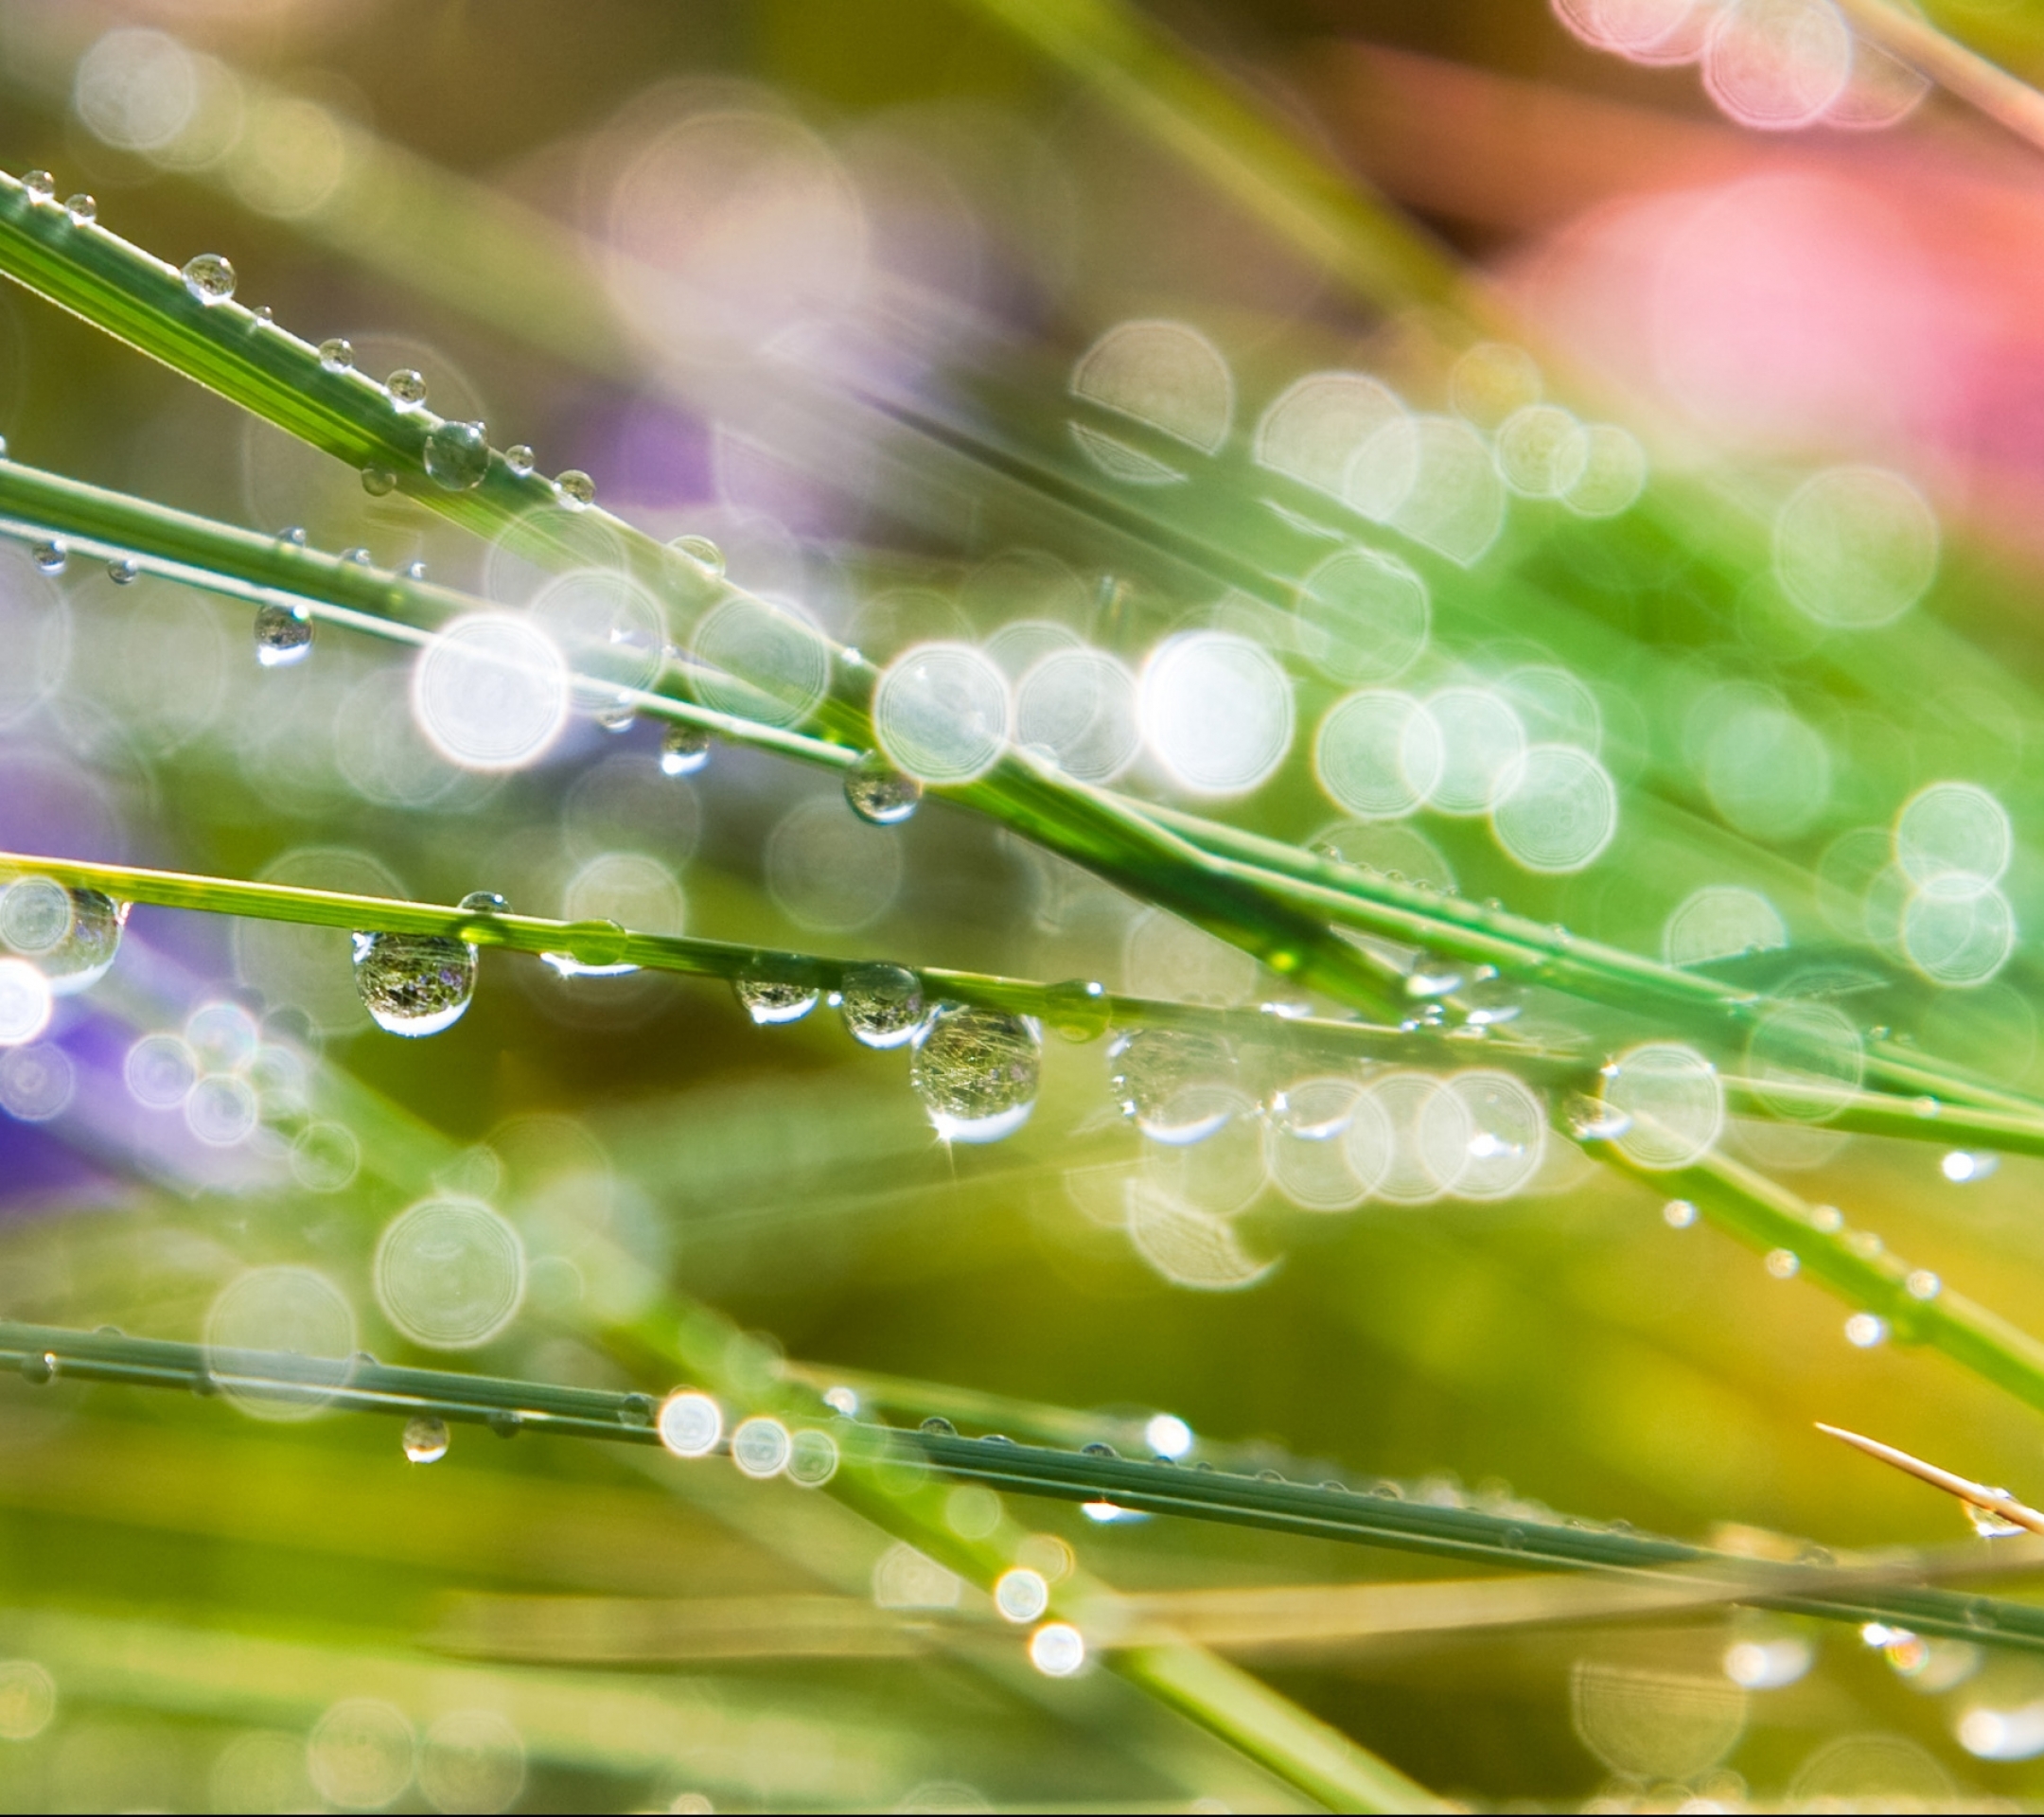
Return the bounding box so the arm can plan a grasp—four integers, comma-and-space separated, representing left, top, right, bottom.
374, 1197, 525, 1350
873, 642, 1011, 785
412, 613, 571, 771
1140, 633, 1293, 796
1491, 745, 1618, 873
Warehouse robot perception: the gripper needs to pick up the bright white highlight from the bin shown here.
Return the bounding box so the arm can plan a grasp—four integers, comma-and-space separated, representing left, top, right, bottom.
1014, 648, 1140, 782
412, 613, 571, 771
659, 1390, 723, 1457
1029, 1621, 1086, 1677
1901, 877, 2016, 988
1315, 690, 1439, 820
1140, 633, 1293, 796
1145, 1413, 1193, 1458
0, 960, 53, 1048
1421, 688, 1526, 815
996, 1568, 1051, 1623
874, 642, 1011, 785
1491, 745, 1618, 873
731, 1416, 792, 1479
1602, 1043, 1724, 1169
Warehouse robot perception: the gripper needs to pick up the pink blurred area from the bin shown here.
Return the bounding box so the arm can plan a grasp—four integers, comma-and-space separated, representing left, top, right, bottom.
1317, 43, 2044, 565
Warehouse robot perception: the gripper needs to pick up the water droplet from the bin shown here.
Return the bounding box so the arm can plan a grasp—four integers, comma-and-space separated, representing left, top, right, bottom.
1046, 978, 1110, 1042
1, 882, 126, 994
1812, 1204, 1845, 1233
31, 538, 65, 574
21, 170, 54, 203
1965, 1498, 2025, 1540
921, 1415, 959, 1436
351, 931, 477, 1037
1766, 1248, 1800, 1279
996, 1568, 1049, 1622
1844, 1312, 1889, 1348
343, 546, 373, 566
1907, 1268, 1942, 1300
844, 750, 923, 825
317, 337, 354, 372
62, 193, 95, 224
1029, 1621, 1085, 1677
105, 556, 137, 585
20, 1350, 54, 1384
423, 419, 488, 491
555, 468, 596, 507
385, 367, 427, 408
279, 525, 308, 546
1405, 957, 1463, 998
486, 1409, 523, 1438
181, 253, 236, 304
734, 975, 820, 1025
457, 891, 509, 917
1563, 1089, 1630, 1141
839, 962, 926, 1050
539, 919, 634, 978
504, 444, 535, 475
254, 600, 313, 667
1663, 1199, 1698, 1228
911, 1005, 1041, 1143
401, 560, 428, 582
254, 304, 273, 323
1109, 1027, 1238, 1143
360, 467, 396, 498
659, 723, 712, 777
593, 699, 636, 733
669, 533, 726, 579
403, 1415, 449, 1464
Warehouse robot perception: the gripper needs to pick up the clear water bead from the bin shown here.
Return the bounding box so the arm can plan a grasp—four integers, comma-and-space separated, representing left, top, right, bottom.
351, 930, 478, 1037
385, 367, 427, 408
181, 253, 236, 305
504, 445, 536, 475
1109, 1027, 1238, 1143
31, 539, 66, 574
360, 467, 396, 498
62, 194, 96, 225
424, 419, 489, 491
457, 891, 509, 916
22, 170, 54, 203
1047, 979, 1111, 1042
660, 723, 712, 777
1, 883, 125, 994
317, 338, 354, 372
402, 1415, 449, 1464
911, 1005, 1042, 1143
839, 962, 926, 1050
1966, 1497, 2025, 1540
594, 700, 635, 733
669, 533, 726, 580
254, 601, 313, 667
844, 750, 923, 825
278, 525, 308, 546
401, 560, 428, 582
734, 975, 820, 1026
555, 468, 596, 507
343, 546, 373, 566
106, 557, 137, 586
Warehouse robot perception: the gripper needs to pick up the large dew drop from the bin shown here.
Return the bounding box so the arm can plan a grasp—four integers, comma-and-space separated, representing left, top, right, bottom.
838, 962, 926, 1050
423, 419, 489, 491
660, 724, 713, 777
1109, 1028, 1239, 1144
844, 750, 923, 825
0, 881, 127, 996
351, 931, 478, 1036
181, 253, 235, 304
910, 1005, 1041, 1143
254, 600, 313, 667
402, 1416, 449, 1464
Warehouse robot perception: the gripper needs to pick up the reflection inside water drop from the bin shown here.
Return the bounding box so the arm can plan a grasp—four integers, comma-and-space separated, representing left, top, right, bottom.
254, 599, 313, 667
911, 1005, 1041, 1143
351, 931, 478, 1036
660, 723, 712, 776
838, 962, 926, 1050
735, 975, 820, 1025
844, 750, 923, 825
403, 1415, 449, 1464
